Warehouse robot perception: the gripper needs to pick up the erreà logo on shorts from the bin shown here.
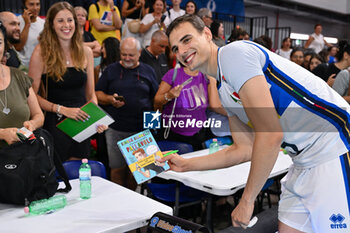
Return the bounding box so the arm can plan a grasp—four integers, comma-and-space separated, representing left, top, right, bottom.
330, 214, 347, 229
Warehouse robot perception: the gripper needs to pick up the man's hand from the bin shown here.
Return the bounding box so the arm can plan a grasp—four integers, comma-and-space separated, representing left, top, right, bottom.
111, 93, 125, 108
159, 152, 188, 172
22, 9, 32, 24
231, 199, 255, 229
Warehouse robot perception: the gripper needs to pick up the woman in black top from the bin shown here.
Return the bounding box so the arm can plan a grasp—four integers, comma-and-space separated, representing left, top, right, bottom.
312, 40, 350, 86
121, 0, 149, 40
29, 2, 107, 161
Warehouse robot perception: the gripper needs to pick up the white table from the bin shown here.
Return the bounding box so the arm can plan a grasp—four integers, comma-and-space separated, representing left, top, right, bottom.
158, 148, 292, 196
0, 176, 173, 233
157, 147, 292, 231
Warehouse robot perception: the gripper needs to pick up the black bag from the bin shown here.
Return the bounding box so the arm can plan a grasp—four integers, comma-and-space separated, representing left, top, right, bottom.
0, 128, 71, 205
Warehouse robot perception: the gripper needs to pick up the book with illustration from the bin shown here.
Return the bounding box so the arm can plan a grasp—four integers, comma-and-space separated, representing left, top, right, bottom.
117, 129, 170, 184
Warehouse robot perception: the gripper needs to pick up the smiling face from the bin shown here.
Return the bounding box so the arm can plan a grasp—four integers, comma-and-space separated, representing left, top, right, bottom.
169, 22, 212, 71
291, 51, 304, 66
2, 12, 21, 44
185, 2, 196, 14
53, 9, 75, 41
153, 0, 165, 14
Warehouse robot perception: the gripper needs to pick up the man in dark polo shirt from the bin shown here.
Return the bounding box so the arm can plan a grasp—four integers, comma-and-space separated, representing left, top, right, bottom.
140, 30, 169, 83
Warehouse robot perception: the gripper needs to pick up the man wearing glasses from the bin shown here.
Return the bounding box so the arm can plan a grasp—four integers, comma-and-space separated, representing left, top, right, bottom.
197, 8, 212, 28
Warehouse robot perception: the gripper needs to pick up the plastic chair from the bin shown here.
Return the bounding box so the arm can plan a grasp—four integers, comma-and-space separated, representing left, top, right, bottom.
62, 160, 107, 180
203, 136, 233, 148
146, 140, 208, 217
157, 140, 194, 154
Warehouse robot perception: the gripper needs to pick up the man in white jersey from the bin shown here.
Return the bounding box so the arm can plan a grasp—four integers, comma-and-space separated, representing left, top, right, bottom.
161, 14, 350, 233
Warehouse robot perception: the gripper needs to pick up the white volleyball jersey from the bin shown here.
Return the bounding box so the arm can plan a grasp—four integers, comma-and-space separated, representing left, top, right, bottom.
217, 40, 350, 168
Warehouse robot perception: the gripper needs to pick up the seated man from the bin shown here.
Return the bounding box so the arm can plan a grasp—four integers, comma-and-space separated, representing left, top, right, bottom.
95, 37, 158, 189
140, 30, 169, 83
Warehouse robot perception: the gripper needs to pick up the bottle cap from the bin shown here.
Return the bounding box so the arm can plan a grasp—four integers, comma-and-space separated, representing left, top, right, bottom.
24, 207, 29, 213
82, 158, 88, 163
213, 138, 218, 142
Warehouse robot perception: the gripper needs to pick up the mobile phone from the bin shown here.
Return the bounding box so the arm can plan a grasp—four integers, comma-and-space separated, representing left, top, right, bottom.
160, 15, 166, 23
114, 96, 125, 102
24, 7, 34, 20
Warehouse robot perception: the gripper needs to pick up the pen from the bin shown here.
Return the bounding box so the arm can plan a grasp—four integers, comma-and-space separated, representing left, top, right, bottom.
163, 150, 179, 157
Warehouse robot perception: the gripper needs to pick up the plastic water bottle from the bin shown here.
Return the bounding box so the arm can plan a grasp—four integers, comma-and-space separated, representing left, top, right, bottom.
79, 158, 91, 199
24, 195, 67, 215
209, 138, 219, 154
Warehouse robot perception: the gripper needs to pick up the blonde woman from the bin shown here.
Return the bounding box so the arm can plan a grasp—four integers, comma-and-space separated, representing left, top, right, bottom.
29, 2, 106, 161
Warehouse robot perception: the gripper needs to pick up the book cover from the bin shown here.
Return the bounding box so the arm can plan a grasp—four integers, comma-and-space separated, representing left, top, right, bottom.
117, 129, 170, 184
56, 102, 114, 143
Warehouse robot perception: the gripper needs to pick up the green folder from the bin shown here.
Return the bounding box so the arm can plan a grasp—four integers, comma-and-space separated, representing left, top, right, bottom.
56, 102, 114, 142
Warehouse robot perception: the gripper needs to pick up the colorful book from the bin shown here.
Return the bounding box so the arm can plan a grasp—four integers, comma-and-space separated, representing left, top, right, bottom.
117, 129, 170, 184
56, 102, 114, 143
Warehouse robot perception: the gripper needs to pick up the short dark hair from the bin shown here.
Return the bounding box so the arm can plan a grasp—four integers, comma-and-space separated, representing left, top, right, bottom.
290, 47, 304, 59
314, 23, 322, 29
210, 20, 221, 38
336, 40, 350, 61
166, 14, 205, 38
100, 37, 120, 70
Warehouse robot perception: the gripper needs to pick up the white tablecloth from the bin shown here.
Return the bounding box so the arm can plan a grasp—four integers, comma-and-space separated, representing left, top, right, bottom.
0, 176, 173, 233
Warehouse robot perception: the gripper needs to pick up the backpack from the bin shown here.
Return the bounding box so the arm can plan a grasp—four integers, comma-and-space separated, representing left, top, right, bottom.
0, 128, 71, 205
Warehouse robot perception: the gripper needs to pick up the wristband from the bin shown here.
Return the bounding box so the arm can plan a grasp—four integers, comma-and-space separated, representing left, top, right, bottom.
110, 7, 116, 12
164, 93, 172, 102
56, 104, 63, 119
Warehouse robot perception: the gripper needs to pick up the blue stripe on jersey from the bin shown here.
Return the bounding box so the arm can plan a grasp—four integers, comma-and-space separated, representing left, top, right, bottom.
265, 63, 350, 149
340, 153, 350, 215
241, 41, 350, 149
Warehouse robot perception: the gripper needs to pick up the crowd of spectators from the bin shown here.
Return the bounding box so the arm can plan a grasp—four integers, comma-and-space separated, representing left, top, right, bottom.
1, 0, 349, 191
